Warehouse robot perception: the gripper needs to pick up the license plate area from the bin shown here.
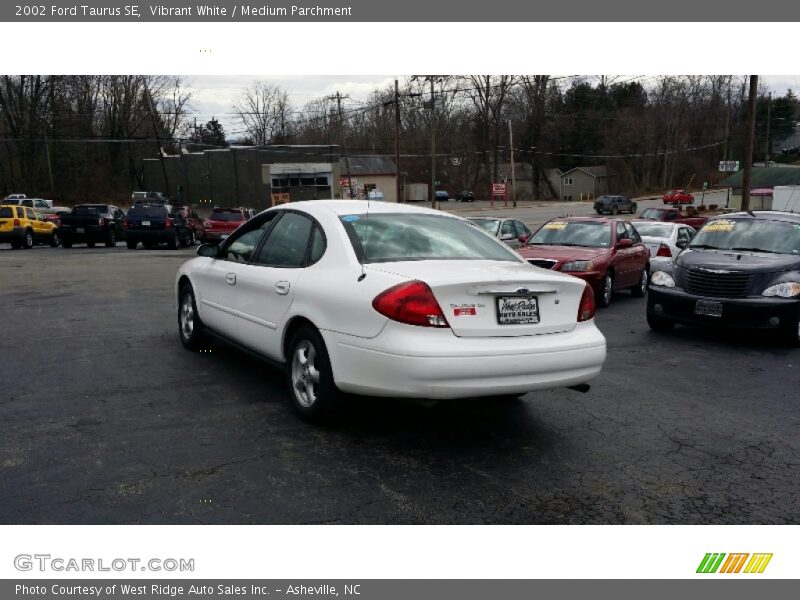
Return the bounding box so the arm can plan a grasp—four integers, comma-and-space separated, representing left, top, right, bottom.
695, 299, 723, 317
496, 295, 539, 325
76, 227, 84, 233
142, 220, 150, 226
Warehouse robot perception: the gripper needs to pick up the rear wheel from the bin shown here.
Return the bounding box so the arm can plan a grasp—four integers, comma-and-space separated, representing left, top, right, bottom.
611, 205, 619, 215
596, 272, 614, 308
286, 325, 339, 422
49, 231, 60, 247
126, 240, 137, 250
178, 284, 207, 350
630, 203, 638, 214
647, 311, 676, 332
22, 229, 34, 249
631, 267, 649, 297
105, 228, 117, 247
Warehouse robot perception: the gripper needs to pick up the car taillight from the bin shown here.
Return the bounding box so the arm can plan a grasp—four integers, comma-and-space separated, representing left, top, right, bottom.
165, 218, 174, 229
98, 217, 105, 226
656, 243, 672, 257
13, 219, 20, 227
577, 283, 596, 322
372, 281, 449, 328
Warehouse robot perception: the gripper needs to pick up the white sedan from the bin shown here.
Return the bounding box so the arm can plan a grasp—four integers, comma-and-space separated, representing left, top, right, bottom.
176, 201, 607, 420
631, 220, 695, 263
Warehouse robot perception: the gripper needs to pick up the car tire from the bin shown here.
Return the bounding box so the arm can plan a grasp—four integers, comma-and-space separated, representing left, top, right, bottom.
187, 230, 196, 246
167, 231, 178, 250
143, 242, 154, 249
61, 239, 72, 249
596, 271, 614, 308
21, 229, 34, 249
49, 231, 60, 247
286, 325, 339, 422
595, 209, 603, 215
631, 267, 649, 297
178, 284, 207, 351
105, 228, 117, 247
647, 311, 676, 332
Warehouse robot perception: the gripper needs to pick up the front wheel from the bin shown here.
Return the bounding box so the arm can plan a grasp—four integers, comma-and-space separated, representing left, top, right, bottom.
596, 272, 614, 308
286, 325, 339, 422
21, 229, 34, 249
631, 267, 649, 297
647, 311, 676, 332
61, 239, 72, 249
87, 241, 95, 248
178, 285, 206, 350
49, 231, 60, 247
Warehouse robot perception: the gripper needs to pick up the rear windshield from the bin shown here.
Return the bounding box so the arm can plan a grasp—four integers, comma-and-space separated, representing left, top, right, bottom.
633, 223, 673, 237
74, 205, 106, 216
0, 207, 14, 218
529, 220, 612, 248
128, 205, 167, 218
209, 209, 244, 221
340, 213, 519, 263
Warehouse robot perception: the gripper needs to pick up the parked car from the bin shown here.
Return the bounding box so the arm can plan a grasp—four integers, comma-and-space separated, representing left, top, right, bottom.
201, 207, 255, 243
631, 221, 695, 262
663, 189, 694, 205
648, 211, 800, 345
594, 195, 637, 215
517, 217, 651, 308
176, 201, 606, 420
468, 217, 533, 248
124, 203, 192, 249
0, 204, 60, 249
639, 206, 708, 230
60, 204, 126, 248
435, 190, 449, 202
2, 196, 70, 216
173, 205, 203, 246
459, 190, 476, 202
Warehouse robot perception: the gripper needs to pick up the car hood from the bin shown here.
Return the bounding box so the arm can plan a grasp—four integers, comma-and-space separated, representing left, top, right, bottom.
676, 248, 800, 274
517, 245, 611, 262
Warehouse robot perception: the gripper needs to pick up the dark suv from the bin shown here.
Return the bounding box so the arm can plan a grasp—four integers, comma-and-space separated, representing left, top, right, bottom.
124, 203, 192, 250
648, 211, 800, 345
594, 195, 637, 215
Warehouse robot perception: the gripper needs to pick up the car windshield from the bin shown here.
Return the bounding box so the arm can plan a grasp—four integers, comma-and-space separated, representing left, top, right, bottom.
633, 223, 673, 237
469, 218, 501, 236
529, 220, 612, 248
128, 205, 166, 218
209, 209, 244, 221
689, 218, 800, 255
340, 214, 519, 263
639, 208, 667, 219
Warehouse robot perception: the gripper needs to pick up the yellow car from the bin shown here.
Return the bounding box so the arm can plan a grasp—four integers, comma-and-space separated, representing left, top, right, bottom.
0, 204, 60, 249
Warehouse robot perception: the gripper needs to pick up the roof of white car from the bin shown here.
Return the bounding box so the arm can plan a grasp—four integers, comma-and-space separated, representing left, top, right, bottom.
283, 200, 450, 218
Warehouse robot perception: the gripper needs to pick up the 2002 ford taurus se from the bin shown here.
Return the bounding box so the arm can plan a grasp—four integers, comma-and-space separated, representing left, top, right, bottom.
175, 201, 607, 420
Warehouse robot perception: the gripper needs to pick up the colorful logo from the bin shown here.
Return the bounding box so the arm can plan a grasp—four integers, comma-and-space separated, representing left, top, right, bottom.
696, 553, 773, 574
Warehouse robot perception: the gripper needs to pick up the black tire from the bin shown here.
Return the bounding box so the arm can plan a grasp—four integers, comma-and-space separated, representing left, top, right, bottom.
285, 325, 339, 422
186, 230, 196, 247
21, 229, 34, 249
631, 267, 649, 298
611, 205, 619, 215
595, 209, 603, 215
126, 240, 137, 250
178, 284, 207, 350
630, 203, 638, 214
61, 239, 72, 249
49, 231, 60, 247
105, 228, 117, 247
87, 241, 95, 248
647, 311, 676, 332
596, 271, 614, 308
166, 231, 178, 250
143, 241, 155, 249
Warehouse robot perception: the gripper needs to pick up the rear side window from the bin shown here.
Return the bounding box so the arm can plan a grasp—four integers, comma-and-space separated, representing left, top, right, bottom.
0, 207, 13, 218
255, 212, 314, 267
309, 226, 326, 264
128, 205, 167, 218
25, 208, 35, 220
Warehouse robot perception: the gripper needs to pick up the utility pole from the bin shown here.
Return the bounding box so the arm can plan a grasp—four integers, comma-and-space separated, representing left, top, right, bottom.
764, 92, 772, 166
508, 119, 516, 208
327, 91, 353, 199
395, 79, 402, 203
741, 75, 758, 212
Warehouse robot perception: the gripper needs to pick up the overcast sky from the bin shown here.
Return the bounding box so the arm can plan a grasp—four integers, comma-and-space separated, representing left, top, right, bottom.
186, 75, 800, 140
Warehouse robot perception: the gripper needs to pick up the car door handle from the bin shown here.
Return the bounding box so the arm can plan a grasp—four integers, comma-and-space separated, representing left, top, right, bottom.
226, 273, 236, 285
274, 281, 290, 295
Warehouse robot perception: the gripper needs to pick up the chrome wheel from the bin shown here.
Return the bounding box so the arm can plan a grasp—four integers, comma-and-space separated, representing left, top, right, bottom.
639, 270, 648, 295
179, 294, 194, 341
24, 231, 33, 248
291, 340, 320, 408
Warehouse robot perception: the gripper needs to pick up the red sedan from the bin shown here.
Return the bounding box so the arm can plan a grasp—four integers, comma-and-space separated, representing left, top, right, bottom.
662, 189, 694, 205
517, 217, 651, 307
201, 207, 256, 243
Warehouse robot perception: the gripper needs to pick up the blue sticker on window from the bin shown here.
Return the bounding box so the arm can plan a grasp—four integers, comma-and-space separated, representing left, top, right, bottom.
342, 215, 360, 222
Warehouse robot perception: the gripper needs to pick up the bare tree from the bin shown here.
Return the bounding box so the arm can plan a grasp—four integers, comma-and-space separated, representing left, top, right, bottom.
234, 81, 292, 145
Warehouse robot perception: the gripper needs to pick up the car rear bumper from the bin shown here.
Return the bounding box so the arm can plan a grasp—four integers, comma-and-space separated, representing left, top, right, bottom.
126, 229, 174, 242
60, 226, 108, 240
323, 320, 607, 399
648, 287, 800, 329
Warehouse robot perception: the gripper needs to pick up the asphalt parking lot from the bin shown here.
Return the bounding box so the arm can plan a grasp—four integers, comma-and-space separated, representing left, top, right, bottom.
1, 233, 799, 524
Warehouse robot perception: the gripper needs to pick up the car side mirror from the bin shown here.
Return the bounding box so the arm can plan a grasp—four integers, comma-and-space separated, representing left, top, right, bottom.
617, 238, 633, 248
197, 243, 219, 258
676, 239, 688, 249
500, 232, 514, 241
517, 234, 529, 244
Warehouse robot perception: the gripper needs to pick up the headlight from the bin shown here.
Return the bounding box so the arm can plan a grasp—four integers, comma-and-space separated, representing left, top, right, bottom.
762, 282, 800, 298
650, 271, 676, 288
560, 260, 592, 272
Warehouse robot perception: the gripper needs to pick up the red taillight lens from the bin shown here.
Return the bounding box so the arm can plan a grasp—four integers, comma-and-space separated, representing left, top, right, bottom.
165, 218, 174, 229
656, 243, 672, 257
372, 281, 449, 328
98, 217, 105, 227
577, 283, 596, 322
13, 219, 20, 227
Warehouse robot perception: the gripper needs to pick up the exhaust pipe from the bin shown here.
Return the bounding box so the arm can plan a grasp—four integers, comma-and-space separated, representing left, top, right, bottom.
567, 383, 591, 393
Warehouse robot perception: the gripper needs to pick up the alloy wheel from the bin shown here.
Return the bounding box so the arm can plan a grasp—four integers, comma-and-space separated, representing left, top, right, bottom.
291, 340, 320, 408
179, 295, 194, 340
